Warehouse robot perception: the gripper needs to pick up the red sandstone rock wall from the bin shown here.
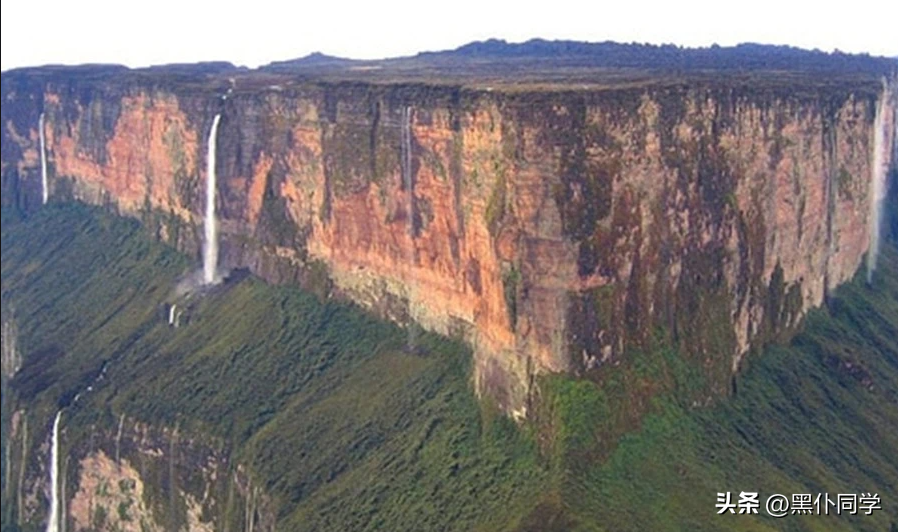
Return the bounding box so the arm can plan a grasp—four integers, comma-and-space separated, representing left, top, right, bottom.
2, 77, 895, 414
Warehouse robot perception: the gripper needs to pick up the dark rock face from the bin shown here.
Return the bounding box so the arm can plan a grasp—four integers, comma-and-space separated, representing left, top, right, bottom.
2, 59, 896, 415
2, 409, 272, 531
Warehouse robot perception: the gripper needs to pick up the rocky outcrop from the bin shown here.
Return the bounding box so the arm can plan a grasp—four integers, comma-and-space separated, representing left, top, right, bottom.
2, 66, 896, 414
3, 408, 274, 532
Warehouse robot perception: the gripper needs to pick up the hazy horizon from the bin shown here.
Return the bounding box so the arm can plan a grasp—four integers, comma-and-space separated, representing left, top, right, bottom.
3, 0, 896, 72
3, 37, 896, 73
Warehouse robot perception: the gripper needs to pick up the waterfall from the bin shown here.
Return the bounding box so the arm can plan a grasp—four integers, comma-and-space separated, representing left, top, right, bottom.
203, 114, 222, 285
402, 106, 413, 206
2, 317, 22, 378
168, 304, 177, 326
867, 82, 888, 283
1, 317, 19, 505
401, 106, 416, 351
3, 438, 10, 505
115, 414, 125, 464
17, 416, 28, 524
60, 457, 68, 532
245, 485, 257, 532
45, 411, 62, 532
39, 113, 48, 204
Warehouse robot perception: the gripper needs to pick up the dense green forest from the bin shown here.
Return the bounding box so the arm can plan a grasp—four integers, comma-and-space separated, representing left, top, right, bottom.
2, 203, 897, 531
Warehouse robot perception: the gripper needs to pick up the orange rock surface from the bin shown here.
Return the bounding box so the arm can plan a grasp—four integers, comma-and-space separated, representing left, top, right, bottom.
3, 80, 896, 413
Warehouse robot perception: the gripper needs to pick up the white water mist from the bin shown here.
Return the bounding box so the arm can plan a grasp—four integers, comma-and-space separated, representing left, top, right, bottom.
39, 113, 48, 204
45, 411, 61, 532
867, 82, 889, 283
204, 114, 222, 285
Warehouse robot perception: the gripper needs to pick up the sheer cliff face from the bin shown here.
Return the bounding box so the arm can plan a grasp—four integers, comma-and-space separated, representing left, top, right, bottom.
3, 409, 272, 531
2, 75, 896, 413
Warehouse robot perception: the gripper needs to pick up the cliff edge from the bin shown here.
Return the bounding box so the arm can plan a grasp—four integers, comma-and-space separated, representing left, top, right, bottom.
2, 43, 896, 415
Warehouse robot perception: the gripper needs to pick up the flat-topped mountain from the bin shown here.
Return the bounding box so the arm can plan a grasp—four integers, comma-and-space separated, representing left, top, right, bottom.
2, 38, 897, 531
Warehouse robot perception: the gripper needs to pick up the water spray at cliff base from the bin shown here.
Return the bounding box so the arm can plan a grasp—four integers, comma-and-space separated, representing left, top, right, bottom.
203, 114, 222, 286
867, 81, 890, 284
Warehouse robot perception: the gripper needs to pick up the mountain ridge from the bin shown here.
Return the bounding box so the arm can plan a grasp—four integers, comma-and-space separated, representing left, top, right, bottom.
5, 38, 895, 82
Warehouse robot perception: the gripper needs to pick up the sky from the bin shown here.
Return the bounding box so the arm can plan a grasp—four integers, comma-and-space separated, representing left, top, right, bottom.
2, 0, 897, 71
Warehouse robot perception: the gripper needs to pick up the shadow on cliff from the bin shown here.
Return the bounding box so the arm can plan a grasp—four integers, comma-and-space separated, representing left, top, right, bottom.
517, 237, 898, 531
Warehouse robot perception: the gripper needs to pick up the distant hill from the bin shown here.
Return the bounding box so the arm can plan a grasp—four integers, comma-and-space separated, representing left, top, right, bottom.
252, 38, 898, 85
4, 39, 895, 86
414, 38, 896, 73
137, 61, 243, 75
264, 52, 363, 71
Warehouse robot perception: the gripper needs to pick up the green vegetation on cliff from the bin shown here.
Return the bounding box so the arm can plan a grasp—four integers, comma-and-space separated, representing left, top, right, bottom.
1, 204, 544, 532
2, 203, 897, 531
532, 248, 898, 531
